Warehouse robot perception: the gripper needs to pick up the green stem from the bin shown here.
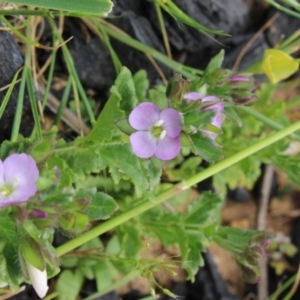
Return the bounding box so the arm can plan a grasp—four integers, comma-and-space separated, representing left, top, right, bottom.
268, 274, 297, 300
56, 120, 300, 257
236, 105, 300, 142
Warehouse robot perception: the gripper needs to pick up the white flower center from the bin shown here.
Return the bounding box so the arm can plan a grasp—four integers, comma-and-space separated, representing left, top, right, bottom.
159, 130, 166, 140
0, 184, 14, 197
154, 119, 164, 127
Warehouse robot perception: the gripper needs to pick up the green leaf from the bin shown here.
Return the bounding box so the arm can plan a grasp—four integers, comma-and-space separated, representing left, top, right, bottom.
84, 192, 118, 221
0, 140, 13, 159
22, 220, 58, 268
205, 50, 225, 72
20, 236, 45, 271
117, 224, 141, 258
0, 210, 22, 290
178, 229, 206, 281
116, 67, 138, 115
184, 109, 215, 128
183, 192, 223, 225
86, 92, 124, 143
28, 139, 53, 163
56, 143, 106, 176
56, 269, 84, 300
223, 106, 242, 127
133, 70, 149, 103
5, 0, 113, 16
189, 133, 222, 162
86, 67, 137, 143
166, 73, 191, 102
99, 143, 149, 197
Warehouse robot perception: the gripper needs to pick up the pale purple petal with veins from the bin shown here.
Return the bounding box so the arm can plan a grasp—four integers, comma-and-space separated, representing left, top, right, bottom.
0, 153, 39, 207
160, 108, 181, 138
0, 160, 4, 185
130, 131, 157, 159
184, 92, 202, 101
129, 102, 160, 130
155, 135, 181, 161
206, 103, 224, 128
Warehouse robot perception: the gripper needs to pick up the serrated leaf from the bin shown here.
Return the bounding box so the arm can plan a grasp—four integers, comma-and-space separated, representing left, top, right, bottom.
115, 67, 138, 115
28, 139, 53, 163
190, 133, 222, 162
84, 192, 118, 221
99, 143, 149, 197
56, 269, 84, 300
142, 160, 162, 190
57, 143, 106, 176
0, 210, 22, 290
178, 229, 206, 281
183, 192, 223, 225
133, 70, 149, 103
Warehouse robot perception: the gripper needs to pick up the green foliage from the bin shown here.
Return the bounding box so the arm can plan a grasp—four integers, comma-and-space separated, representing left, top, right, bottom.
133, 70, 149, 103
189, 133, 222, 162
141, 192, 223, 280
0, 210, 22, 291
5, 0, 113, 16
56, 269, 84, 300
83, 192, 118, 221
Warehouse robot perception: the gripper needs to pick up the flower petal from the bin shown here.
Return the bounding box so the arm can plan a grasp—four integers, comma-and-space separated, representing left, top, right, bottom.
184, 92, 202, 101
130, 131, 157, 159
26, 261, 49, 298
0, 160, 4, 185
4, 154, 39, 186
230, 75, 250, 82
202, 95, 220, 103
160, 108, 181, 138
129, 102, 160, 130
155, 135, 181, 161
206, 103, 224, 128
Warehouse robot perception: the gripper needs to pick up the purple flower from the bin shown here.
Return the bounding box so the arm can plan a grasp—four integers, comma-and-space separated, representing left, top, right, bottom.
129, 102, 181, 160
229, 75, 250, 82
0, 153, 39, 208
184, 93, 224, 139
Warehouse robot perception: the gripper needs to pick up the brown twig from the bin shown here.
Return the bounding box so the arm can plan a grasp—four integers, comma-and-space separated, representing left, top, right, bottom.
233, 13, 279, 71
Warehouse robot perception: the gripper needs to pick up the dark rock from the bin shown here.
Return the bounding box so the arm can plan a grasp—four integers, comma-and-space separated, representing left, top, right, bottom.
265, 8, 300, 47
109, 9, 171, 86
64, 18, 116, 92
0, 21, 34, 141
228, 187, 251, 203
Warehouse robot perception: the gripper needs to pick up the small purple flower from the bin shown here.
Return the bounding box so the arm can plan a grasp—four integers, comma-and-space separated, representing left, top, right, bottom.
229, 75, 250, 82
184, 93, 224, 140
129, 102, 181, 161
0, 153, 39, 208
32, 209, 48, 218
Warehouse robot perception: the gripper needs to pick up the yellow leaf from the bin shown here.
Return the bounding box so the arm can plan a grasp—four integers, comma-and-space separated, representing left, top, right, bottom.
262, 49, 299, 83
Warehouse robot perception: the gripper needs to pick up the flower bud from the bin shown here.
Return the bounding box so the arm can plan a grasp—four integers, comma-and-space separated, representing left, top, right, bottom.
25, 261, 48, 298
